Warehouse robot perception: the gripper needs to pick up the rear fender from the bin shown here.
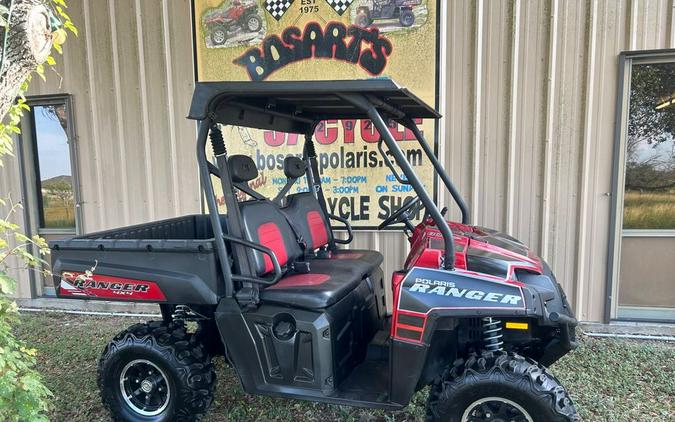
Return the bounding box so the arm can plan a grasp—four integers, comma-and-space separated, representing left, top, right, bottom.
52, 259, 219, 305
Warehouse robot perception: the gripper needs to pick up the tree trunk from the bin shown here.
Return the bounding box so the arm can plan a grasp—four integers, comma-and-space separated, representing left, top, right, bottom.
0, 0, 52, 121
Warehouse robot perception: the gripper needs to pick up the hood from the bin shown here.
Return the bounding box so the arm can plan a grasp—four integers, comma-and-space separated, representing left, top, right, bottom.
419, 222, 544, 281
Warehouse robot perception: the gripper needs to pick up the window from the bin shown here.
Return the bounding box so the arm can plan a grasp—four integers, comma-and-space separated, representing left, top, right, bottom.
622, 61, 675, 231
610, 53, 675, 323
29, 101, 77, 230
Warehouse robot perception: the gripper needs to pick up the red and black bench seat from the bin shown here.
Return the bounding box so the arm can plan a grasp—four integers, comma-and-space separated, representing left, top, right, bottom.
282, 192, 383, 274
239, 200, 368, 309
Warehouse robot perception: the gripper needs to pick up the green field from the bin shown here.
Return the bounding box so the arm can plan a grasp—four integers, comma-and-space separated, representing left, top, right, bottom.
13, 312, 675, 422
43, 205, 75, 228
623, 191, 675, 229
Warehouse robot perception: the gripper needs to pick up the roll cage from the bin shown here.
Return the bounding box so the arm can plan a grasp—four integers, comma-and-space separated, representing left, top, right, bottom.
188, 79, 470, 299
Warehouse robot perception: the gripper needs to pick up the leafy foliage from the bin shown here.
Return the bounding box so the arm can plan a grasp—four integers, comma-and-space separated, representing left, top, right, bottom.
0, 1, 78, 420
0, 198, 51, 422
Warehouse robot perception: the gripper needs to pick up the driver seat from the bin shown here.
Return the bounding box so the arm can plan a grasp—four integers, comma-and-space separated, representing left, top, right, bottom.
282, 191, 383, 274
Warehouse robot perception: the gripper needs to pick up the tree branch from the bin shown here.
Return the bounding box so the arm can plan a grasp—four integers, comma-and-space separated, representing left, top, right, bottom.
0, 0, 52, 121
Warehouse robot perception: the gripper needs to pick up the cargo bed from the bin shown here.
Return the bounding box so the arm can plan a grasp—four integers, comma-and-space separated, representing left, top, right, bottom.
50, 215, 228, 304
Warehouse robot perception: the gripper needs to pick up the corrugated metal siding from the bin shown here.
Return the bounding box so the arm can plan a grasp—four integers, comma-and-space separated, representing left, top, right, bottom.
24, 0, 200, 233
0, 153, 32, 298
440, 0, 674, 322
2, 0, 672, 319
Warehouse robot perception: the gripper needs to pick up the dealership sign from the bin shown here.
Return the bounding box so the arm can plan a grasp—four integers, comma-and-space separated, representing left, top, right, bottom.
193, 0, 439, 228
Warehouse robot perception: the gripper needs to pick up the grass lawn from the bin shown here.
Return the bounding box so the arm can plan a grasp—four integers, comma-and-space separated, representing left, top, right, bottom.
14, 312, 675, 422
623, 191, 675, 229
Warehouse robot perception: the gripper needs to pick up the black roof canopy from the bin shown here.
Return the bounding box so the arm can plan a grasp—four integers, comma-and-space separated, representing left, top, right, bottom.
187, 79, 440, 134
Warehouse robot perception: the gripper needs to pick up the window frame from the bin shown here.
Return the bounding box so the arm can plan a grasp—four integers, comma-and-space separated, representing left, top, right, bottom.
607, 49, 675, 324
21, 94, 82, 236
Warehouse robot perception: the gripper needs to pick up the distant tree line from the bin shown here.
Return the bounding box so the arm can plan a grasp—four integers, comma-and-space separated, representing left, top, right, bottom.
626, 63, 675, 191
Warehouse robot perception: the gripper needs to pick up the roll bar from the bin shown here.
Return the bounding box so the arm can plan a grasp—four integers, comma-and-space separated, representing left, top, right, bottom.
198, 91, 464, 298
338, 93, 456, 270
196, 119, 235, 297
400, 117, 470, 224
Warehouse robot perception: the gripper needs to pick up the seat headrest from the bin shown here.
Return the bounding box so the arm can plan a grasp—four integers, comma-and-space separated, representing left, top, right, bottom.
284, 156, 307, 179
228, 155, 258, 183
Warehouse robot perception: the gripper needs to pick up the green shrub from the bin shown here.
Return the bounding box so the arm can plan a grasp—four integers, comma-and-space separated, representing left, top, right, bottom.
0, 1, 77, 420
0, 200, 52, 422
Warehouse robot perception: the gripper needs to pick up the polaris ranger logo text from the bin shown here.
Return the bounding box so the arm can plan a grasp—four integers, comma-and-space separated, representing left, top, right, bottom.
70, 278, 150, 293
397, 267, 526, 313
409, 278, 522, 306
59, 272, 166, 301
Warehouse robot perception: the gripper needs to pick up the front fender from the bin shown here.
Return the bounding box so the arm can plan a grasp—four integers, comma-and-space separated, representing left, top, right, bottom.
389, 267, 577, 400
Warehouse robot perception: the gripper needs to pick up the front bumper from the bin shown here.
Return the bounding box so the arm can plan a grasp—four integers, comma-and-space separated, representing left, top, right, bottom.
519, 268, 579, 365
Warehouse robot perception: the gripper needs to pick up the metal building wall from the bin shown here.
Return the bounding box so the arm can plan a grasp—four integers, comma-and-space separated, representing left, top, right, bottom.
1, 0, 673, 321
439, 0, 674, 322
22, 0, 201, 229
0, 155, 32, 298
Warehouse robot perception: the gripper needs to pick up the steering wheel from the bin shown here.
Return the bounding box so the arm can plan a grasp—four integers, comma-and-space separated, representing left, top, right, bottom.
378, 197, 423, 231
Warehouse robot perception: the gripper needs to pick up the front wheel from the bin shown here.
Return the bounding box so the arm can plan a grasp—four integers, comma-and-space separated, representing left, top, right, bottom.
245, 14, 263, 32
356, 12, 371, 28
98, 321, 215, 422
426, 351, 579, 422
209, 26, 227, 45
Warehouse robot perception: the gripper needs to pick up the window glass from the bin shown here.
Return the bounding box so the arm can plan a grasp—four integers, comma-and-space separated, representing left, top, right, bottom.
32, 104, 75, 229
623, 62, 675, 230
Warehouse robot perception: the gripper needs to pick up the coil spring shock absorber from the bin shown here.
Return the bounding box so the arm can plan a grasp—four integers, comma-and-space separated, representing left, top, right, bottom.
482, 317, 504, 351
209, 124, 226, 156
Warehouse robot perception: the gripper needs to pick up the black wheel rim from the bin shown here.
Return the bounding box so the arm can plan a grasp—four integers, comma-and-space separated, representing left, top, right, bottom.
461, 397, 533, 422
119, 359, 171, 417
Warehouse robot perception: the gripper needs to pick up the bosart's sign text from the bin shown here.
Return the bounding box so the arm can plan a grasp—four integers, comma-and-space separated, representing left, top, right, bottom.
235, 22, 392, 81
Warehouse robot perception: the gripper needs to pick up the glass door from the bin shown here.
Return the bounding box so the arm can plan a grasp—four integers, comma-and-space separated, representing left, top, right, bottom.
19, 95, 80, 296
615, 56, 675, 322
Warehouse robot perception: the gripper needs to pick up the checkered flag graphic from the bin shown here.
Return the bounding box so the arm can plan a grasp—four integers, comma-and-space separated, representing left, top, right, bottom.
325, 0, 354, 16
265, 0, 294, 21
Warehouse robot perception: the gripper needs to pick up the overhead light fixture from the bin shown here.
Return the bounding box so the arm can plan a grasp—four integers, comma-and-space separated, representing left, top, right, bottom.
655, 99, 673, 110
655, 94, 675, 110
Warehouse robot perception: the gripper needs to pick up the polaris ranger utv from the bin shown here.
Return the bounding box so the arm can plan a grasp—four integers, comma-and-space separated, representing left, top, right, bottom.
355, 0, 421, 28
50, 79, 579, 422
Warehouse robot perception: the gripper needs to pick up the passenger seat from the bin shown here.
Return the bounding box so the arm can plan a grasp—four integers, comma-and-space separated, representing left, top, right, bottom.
279, 157, 384, 275
228, 155, 366, 310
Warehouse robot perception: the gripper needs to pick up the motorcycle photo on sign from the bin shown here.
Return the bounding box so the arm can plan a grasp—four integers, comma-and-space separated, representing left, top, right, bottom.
202, 0, 267, 47
351, 0, 428, 32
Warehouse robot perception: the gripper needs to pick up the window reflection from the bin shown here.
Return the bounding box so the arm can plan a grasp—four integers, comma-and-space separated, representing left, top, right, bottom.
33, 104, 75, 229
623, 62, 675, 230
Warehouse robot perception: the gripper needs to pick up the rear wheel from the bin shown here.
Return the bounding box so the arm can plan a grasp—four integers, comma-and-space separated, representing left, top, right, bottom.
98, 321, 215, 422
426, 351, 579, 422
399, 9, 415, 27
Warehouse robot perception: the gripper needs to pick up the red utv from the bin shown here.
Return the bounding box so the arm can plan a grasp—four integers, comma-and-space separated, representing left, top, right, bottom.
50, 79, 580, 421
356, 0, 422, 28
203, 0, 263, 46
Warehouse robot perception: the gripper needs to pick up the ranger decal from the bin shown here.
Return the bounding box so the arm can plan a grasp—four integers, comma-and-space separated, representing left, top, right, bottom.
59, 272, 167, 302
397, 267, 525, 314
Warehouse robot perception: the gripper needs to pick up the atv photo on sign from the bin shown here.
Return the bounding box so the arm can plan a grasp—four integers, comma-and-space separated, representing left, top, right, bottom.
202, 0, 266, 47
352, 0, 427, 31
50, 79, 581, 422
